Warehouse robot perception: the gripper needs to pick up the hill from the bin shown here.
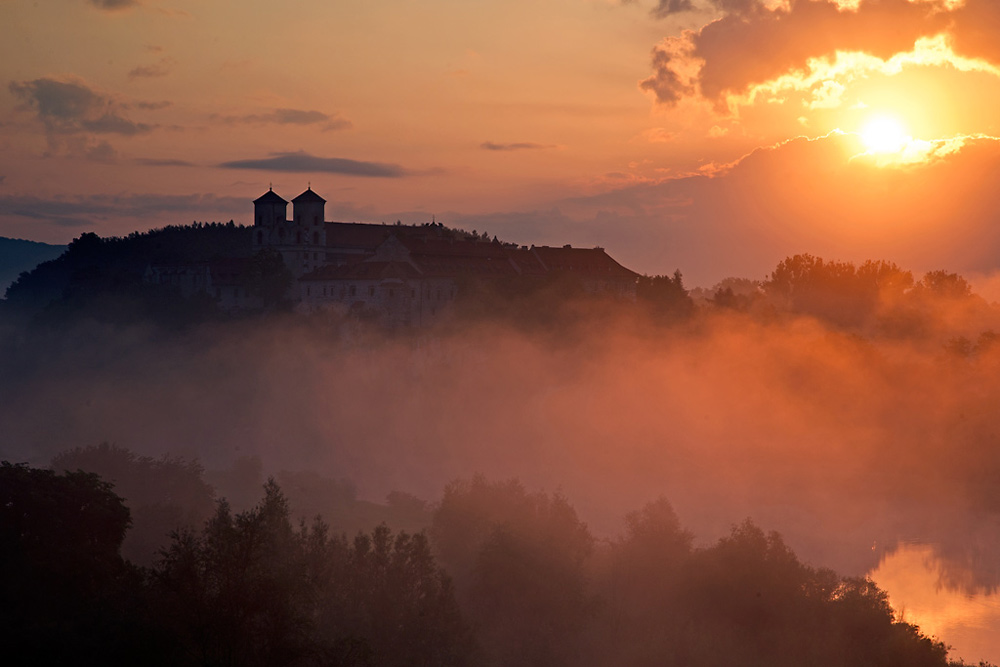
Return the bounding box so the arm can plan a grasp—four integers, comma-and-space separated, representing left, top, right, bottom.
0, 237, 65, 297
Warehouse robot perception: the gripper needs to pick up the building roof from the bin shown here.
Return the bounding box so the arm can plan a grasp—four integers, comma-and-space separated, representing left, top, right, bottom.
506, 247, 548, 276
292, 187, 326, 204
397, 236, 518, 278
254, 188, 288, 205
530, 245, 640, 279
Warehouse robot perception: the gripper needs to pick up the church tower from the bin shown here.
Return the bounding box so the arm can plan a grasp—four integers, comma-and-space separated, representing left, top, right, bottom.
253, 188, 288, 250
292, 186, 325, 229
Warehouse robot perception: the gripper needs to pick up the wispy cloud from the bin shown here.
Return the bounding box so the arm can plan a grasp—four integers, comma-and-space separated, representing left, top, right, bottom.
0, 192, 246, 229
480, 141, 557, 151
134, 158, 196, 167
128, 58, 175, 79
218, 151, 408, 177
215, 108, 352, 131
9, 77, 156, 138
650, 0, 695, 19
88, 0, 139, 10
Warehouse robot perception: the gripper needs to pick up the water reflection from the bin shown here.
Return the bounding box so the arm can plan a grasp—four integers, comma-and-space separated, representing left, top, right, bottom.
870, 543, 1000, 664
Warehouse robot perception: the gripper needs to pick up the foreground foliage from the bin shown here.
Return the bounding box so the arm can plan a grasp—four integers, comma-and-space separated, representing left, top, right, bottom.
0, 462, 974, 667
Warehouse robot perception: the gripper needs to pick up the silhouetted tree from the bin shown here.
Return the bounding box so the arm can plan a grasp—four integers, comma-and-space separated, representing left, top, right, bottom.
52, 443, 215, 565
637, 270, 694, 319
432, 476, 594, 667
155, 479, 472, 667
0, 462, 164, 666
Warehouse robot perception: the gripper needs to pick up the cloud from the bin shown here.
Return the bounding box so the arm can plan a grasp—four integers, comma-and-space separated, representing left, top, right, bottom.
639, 0, 998, 111
0, 193, 247, 230
218, 151, 408, 177
134, 158, 196, 167
128, 58, 174, 79
86, 140, 117, 163
88, 0, 139, 10
216, 109, 352, 131
9, 77, 155, 147
480, 141, 557, 151
651, 0, 695, 18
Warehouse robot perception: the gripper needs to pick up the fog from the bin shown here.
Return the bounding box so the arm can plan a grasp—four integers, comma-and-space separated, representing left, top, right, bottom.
5, 291, 1000, 603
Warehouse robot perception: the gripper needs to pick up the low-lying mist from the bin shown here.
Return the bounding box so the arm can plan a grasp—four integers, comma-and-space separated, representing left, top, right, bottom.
3, 293, 1000, 592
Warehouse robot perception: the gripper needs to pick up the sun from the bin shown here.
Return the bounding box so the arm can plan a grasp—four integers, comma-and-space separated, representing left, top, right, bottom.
859, 115, 910, 154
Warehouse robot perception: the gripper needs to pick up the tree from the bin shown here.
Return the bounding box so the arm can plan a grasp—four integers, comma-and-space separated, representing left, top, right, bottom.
51, 443, 215, 565
155, 479, 472, 667
155, 480, 315, 667
432, 476, 594, 667
636, 270, 694, 318
0, 462, 162, 666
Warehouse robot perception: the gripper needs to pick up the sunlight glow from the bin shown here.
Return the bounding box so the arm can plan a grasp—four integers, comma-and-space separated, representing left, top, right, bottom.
736, 34, 1000, 112
860, 115, 909, 154
870, 543, 1000, 665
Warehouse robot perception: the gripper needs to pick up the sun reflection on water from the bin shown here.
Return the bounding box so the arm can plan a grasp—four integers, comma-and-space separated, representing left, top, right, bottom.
869, 543, 1000, 664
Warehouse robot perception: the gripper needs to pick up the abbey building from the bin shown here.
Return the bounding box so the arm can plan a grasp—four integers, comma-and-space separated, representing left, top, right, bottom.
152, 186, 640, 327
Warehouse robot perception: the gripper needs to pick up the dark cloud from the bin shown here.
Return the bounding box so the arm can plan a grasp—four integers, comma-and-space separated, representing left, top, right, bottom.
651, 0, 695, 19
88, 0, 139, 9
127, 59, 173, 79
216, 109, 352, 131
949, 0, 1000, 63
641, 0, 955, 109
218, 151, 408, 177
480, 141, 556, 151
0, 193, 246, 230
85, 140, 117, 163
134, 158, 196, 167
135, 100, 172, 110
9, 77, 154, 137
638, 37, 696, 106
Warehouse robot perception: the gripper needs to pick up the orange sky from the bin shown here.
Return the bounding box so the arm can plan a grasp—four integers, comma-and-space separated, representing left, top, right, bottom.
4, 0, 1000, 285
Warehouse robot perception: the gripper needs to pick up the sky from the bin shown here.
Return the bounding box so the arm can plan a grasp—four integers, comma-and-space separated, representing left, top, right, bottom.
4, 0, 1000, 285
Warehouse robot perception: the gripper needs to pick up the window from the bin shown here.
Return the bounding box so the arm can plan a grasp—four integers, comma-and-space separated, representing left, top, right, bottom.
313, 232, 319, 245
256, 230, 263, 244
389, 289, 395, 298
297, 231, 302, 244
349, 285, 356, 297
368, 287, 375, 297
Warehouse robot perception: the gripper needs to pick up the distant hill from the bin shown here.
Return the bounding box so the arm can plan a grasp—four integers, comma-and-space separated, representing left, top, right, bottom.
0, 237, 66, 298
2, 223, 253, 324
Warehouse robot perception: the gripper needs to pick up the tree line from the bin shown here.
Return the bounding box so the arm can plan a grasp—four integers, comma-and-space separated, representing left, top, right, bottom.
1, 451, 982, 667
